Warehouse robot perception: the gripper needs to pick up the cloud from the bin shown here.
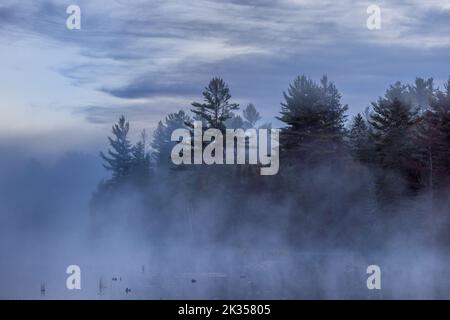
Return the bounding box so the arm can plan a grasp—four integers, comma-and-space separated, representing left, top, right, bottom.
101, 79, 199, 99
75, 97, 193, 125
0, 0, 449, 139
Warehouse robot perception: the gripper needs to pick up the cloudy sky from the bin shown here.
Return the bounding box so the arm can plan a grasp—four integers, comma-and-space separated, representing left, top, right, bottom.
0, 0, 449, 157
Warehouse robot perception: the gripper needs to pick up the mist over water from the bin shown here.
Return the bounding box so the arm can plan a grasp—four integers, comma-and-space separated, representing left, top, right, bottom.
1, 0, 450, 301
1, 146, 450, 300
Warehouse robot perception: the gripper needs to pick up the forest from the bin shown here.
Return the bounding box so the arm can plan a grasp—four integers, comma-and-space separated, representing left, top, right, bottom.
91, 75, 450, 251
2, 75, 450, 299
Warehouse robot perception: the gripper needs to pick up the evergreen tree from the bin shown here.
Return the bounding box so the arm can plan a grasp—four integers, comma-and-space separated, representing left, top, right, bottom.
369, 97, 418, 169
408, 77, 435, 110
277, 75, 348, 159
226, 104, 270, 129
243, 103, 261, 128
416, 78, 450, 190
100, 115, 133, 184
225, 112, 245, 129
191, 78, 239, 131
349, 113, 370, 162
383, 81, 409, 104
382, 78, 434, 111
369, 92, 422, 195
151, 110, 191, 167
376, 78, 435, 190
131, 130, 151, 184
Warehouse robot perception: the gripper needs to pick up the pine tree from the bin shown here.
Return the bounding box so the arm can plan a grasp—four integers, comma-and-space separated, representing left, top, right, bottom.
407, 77, 435, 110
225, 112, 245, 129
131, 130, 151, 184
227, 103, 269, 129
100, 115, 133, 184
151, 110, 191, 167
277, 75, 348, 159
381, 78, 434, 111
368, 92, 423, 196
383, 81, 409, 104
374, 78, 435, 191
369, 97, 418, 169
191, 78, 239, 131
349, 113, 370, 162
243, 103, 261, 128
416, 78, 450, 190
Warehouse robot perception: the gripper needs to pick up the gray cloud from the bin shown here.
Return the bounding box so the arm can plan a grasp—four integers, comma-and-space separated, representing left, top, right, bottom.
100, 76, 201, 99
1, 0, 450, 125
75, 98, 193, 125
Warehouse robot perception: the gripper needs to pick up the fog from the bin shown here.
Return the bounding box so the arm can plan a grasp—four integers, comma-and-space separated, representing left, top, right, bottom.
1, 145, 450, 300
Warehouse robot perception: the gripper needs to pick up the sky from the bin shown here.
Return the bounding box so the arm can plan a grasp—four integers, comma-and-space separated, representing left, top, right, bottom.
0, 0, 450, 157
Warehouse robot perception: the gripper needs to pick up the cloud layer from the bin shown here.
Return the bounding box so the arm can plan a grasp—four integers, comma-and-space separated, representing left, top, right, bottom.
0, 0, 449, 141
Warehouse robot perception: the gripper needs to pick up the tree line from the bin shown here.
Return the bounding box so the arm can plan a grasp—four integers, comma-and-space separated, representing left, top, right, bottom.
96, 76, 450, 193
90, 75, 450, 245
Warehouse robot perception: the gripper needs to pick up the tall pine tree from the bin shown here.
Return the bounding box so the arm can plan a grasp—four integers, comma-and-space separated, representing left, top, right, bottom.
100, 115, 134, 185
349, 113, 371, 162
369, 98, 418, 168
369, 92, 421, 193
408, 77, 435, 110
151, 110, 191, 168
277, 75, 348, 160
243, 103, 262, 128
416, 78, 450, 191
191, 78, 239, 132
131, 130, 151, 185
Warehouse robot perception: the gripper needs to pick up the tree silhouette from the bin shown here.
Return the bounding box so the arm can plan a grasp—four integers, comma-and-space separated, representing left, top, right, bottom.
100, 115, 133, 185
152, 110, 191, 168
243, 103, 262, 128
191, 78, 239, 131
349, 113, 370, 162
131, 130, 151, 185
277, 75, 348, 160
416, 78, 450, 191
